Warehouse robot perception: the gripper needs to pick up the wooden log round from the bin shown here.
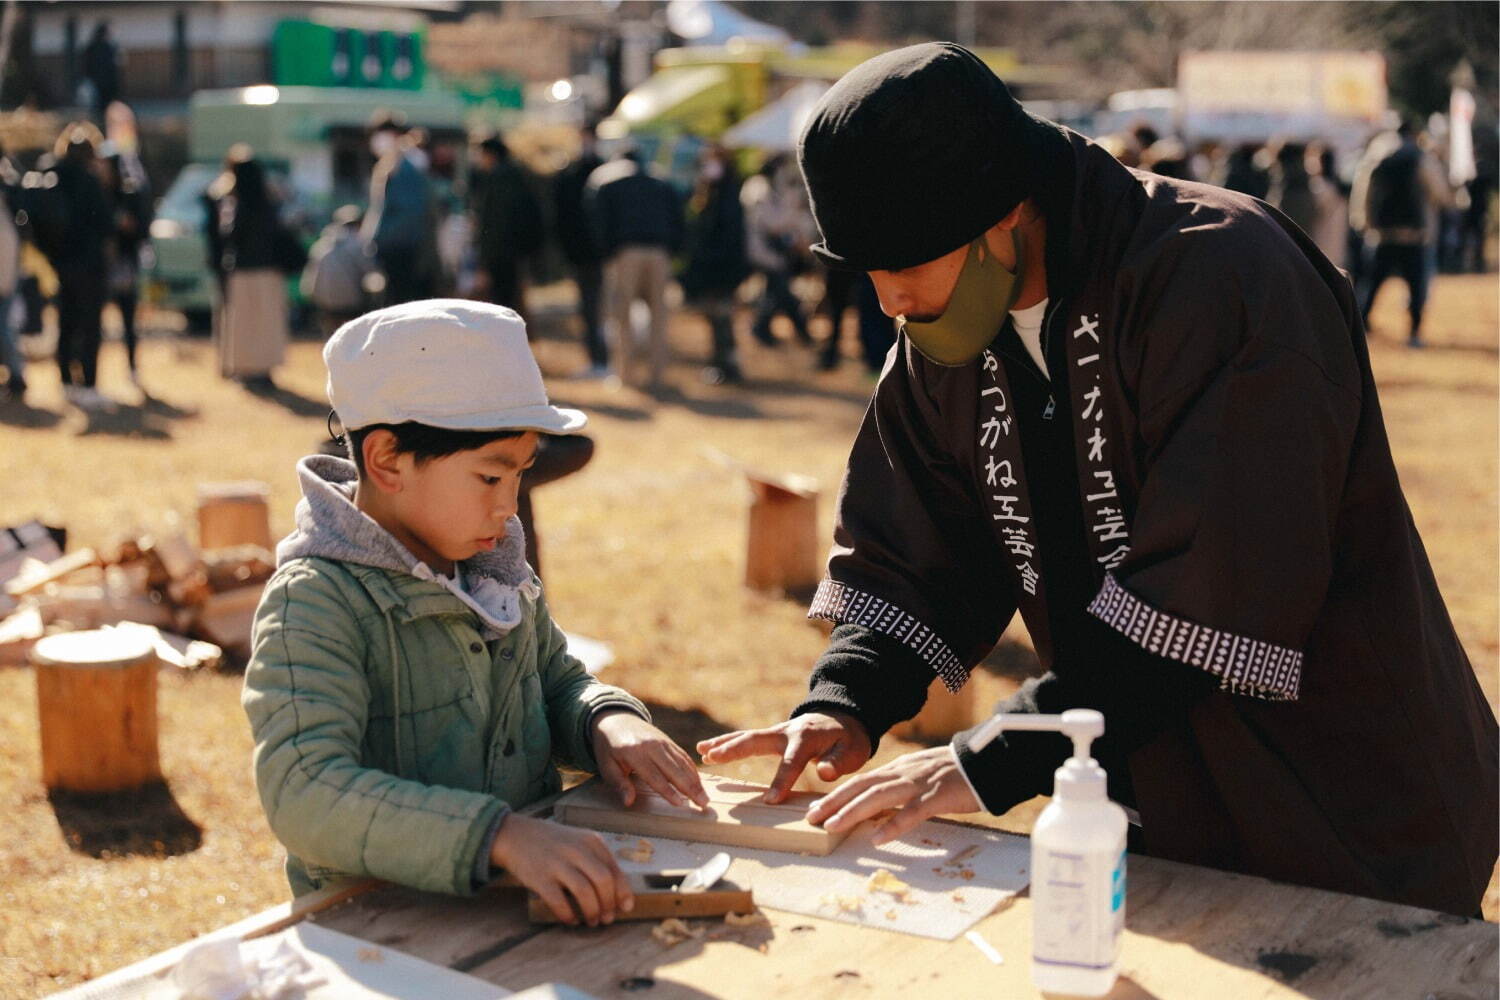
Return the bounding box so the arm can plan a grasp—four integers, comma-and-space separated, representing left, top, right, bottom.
197, 481, 273, 553
30, 629, 161, 793
744, 476, 821, 594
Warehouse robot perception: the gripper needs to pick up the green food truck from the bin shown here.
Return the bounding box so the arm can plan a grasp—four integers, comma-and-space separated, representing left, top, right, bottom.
145, 84, 468, 328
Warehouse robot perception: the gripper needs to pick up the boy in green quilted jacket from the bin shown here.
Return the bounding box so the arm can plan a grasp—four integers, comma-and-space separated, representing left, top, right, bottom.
243, 299, 707, 924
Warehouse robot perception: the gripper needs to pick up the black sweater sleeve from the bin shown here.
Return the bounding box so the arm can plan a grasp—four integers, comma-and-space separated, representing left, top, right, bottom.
790, 624, 934, 752
953, 613, 1219, 815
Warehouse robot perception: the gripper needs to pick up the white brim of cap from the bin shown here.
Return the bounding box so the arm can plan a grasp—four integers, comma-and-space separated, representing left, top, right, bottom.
381, 403, 589, 435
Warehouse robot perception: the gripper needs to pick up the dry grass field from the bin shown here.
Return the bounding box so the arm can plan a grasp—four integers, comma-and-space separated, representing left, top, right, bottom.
1, 274, 1495, 997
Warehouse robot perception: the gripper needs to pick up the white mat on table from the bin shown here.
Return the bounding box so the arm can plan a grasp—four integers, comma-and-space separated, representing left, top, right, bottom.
598, 819, 1031, 940
55, 923, 508, 1000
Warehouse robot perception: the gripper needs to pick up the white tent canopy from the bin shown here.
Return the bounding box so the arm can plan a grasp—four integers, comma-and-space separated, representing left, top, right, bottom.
665, 0, 791, 47
721, 80, 829, 152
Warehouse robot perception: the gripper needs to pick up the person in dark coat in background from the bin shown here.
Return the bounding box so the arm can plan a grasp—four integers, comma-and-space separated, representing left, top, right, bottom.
1351, 120, 1451, 347
100, 142, 151, 385
363, 114, 438, 307
853, 272, 896, 374
700, 43, 1497, 919
818, 270, 898, 376
204, 146, 291, 388
553, 124, 607, 375
815, 266, 856, 371
0, 143, 25, 400
1306, 143, 1350, 272
47, 124, 113, 409
1220, 142, 1271, 200
742, 154, 813, 348
81, 22, 120, 121
679, 145, 750, 386
585, 145, 683, 390
471, 133, 544, 324
1269, 140, 1319, 238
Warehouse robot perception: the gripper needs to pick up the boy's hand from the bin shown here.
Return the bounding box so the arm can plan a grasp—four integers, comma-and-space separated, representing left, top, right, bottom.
490, 814, 633, 926
591, 710, 711, 810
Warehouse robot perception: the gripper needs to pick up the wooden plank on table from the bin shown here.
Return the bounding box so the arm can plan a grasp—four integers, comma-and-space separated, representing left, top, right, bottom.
554, 774, 845, 856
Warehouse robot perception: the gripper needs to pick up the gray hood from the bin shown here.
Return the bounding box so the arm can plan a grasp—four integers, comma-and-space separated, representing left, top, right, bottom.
278, 455, 538, 637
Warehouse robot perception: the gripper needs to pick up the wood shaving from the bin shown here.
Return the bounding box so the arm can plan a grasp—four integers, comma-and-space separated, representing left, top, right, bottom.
651, 917, 701, 946
819, 893, 863, 912
920, 837, 941, 847
865, 868, 912, 900
355, 947, 384, 963
960, 868, 976, 881
951, 891, 967, 904
615, 839, 655, 863
884, 909, 898, 921
724, 910, 768, 927
944, 844, 981, 867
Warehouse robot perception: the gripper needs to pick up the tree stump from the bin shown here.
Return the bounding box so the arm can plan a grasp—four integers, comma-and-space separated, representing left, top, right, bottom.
31, 630, 161, 793
197, 481, 273, 552
744, 472, 821, 595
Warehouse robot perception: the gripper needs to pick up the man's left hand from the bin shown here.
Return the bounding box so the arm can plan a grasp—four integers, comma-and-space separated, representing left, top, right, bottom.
806, 746, 981, 844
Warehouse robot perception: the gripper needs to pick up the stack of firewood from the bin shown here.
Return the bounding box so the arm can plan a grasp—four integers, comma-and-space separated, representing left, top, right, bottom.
0, 482, 279, 668
0, 536, 275, 668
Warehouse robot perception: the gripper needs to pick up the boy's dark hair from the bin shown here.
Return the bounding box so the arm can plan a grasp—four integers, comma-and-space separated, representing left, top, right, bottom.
346, 421, 525, 477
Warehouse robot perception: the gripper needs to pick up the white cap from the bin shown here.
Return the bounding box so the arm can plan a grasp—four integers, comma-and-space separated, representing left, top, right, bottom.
324, 299, 587, 435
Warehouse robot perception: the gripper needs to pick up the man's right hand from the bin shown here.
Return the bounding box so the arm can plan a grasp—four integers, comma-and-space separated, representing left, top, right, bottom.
696, 712, 873, 804
489, 814, 633, 926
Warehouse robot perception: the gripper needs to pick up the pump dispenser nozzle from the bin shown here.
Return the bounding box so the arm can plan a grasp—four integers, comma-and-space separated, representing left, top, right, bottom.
966, 708, 1104, 756
965, 709, 1107, 802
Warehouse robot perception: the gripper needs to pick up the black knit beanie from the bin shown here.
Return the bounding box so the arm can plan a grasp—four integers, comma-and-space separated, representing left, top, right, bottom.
798, 42, 1054, 272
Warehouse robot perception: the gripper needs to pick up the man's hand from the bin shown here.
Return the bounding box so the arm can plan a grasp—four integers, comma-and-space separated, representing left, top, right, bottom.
805, 746, 981, 844
489, 814, 633, 926
591, 710, 710, 810
695, 712, 873, 804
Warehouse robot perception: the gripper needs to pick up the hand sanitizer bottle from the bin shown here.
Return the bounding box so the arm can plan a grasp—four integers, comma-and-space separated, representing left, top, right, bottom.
966, 709, 1126, 997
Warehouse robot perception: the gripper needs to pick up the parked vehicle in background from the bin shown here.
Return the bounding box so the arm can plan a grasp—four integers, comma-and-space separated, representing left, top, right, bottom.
145, 85, 468, 330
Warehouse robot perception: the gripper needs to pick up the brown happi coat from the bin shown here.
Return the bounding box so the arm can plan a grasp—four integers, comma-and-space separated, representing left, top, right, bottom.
808, 126, 1497, 915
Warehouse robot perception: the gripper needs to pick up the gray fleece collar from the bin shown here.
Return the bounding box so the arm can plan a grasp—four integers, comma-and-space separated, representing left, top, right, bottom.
278, 455, 538, 636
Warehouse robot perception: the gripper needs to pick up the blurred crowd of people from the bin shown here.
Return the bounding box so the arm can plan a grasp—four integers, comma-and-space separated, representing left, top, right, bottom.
1100, 116, 1496, 347
297, 114, 899, 392
1, 100, 1494, 413
0, 106, 152, 410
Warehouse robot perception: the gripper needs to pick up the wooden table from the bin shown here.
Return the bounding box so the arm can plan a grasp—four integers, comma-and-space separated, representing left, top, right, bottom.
56, 806, 1497, 1000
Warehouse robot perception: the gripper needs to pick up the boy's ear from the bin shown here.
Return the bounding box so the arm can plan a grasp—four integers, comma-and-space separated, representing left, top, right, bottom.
361, 429, 405, 494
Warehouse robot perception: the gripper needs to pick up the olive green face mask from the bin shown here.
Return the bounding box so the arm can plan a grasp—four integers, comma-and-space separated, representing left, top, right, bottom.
900, 230, 1024, 366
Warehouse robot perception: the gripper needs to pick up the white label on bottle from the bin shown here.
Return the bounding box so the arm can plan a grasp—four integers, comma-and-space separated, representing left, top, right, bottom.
1033, 843, 1125, 970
